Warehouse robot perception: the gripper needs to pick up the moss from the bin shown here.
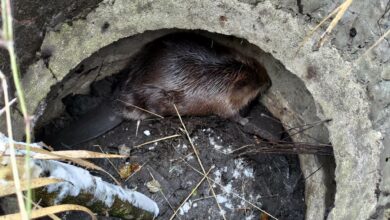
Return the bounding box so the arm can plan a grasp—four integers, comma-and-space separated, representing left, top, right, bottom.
35, 188, 154, 219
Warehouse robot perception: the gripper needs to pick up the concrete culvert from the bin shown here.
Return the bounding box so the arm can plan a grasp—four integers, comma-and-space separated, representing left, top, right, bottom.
6, 0, 387, 219
32, 29, 334, 219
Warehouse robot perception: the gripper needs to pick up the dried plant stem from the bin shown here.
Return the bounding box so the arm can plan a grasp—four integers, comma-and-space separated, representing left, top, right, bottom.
0, 71, 28, 220
1, 0, 32, 216
169, 167, 213, 220
296, 3, 341, 54
116, 99, 164, 118
0, 97, 16, 116
132, 134, 181, 150
97, 146, 121, 178
317, 0, 353, 47
356, 28, 390, 64
173, 104, 227, 220
23, 195, 60, 220
147, 169, 181, 220
296, 0, 353, 53
182, 158, 278, 220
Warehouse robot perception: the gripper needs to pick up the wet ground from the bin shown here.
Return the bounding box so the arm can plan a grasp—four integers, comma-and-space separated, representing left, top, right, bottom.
36, 78, 306, 219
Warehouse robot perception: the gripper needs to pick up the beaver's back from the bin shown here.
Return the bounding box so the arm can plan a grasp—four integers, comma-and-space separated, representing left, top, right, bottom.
115, 33, 270, 119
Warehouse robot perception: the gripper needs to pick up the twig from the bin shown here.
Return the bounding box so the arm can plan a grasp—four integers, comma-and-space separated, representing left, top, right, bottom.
304, 164, 324, 180
170, 144, 278, 219
147, 169, 181, 220
132, 134, 181, 150
124, 161, 147, 183
317, 0, 354, 47
0, 71, 28, 219
169, 167, 214, 220
23, 195, 60, 220
173, 104, 227, 220
296, 3, 342, 54
229, 144, 254, 154
116, 99, 164, 119
259, 113, 330, 144
237, 141, 333, 155
135, 119, 141, 136
97, 145, 121, 178
355, 28, 390, 64
0, 97, 16, 116
296, 0, 354, 53
181, 157, 278, 220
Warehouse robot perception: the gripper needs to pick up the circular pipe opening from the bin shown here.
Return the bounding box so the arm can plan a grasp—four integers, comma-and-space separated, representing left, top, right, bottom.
33, 29, 336, 219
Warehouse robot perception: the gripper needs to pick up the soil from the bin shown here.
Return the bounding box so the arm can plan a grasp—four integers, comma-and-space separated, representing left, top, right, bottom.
3, 1, 306, 217
36, 76, 306, 220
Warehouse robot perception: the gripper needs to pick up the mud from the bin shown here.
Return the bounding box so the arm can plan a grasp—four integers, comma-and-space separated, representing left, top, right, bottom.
36, 76, 306, 219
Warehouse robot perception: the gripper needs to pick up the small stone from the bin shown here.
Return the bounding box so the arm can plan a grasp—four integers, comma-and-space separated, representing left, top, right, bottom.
381, 68, 390, 81
143, 130, 151, 136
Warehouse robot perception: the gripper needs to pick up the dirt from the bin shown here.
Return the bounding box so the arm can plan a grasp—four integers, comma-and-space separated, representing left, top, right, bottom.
35, 75, 306, 219
8, 3, 306, 216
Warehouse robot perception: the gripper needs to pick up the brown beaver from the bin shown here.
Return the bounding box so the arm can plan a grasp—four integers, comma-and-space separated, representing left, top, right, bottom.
44, 33, 271, 148
114, 33, 270, 122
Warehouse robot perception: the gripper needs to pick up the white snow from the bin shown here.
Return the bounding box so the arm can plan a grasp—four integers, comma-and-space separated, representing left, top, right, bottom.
245, 214, 256, 220
209, 137, 223, 150
179, 201, 192, 215
216, 194, 228, 203
231, 159, 254, 179
243, 168, 254, 178
223, 183, 233, 194
224, 201, 233, 209
0, 133, 160, 216
0, 133, 42, 155
213, 169, 222, 184
35, 158, 160, 216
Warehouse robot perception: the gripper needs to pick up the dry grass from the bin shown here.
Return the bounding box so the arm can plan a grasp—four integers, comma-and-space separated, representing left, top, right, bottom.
168, 167, 214, 220
297, 0, 354, 54
132, 134, 181, 150
1, 204, 97, 220
1, 0, 32, 216
0, 71, 28, 219
177, 152, 278, 220
173, 104, 227, 220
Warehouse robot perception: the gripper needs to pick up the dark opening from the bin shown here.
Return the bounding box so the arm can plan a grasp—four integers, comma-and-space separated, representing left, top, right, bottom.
34, 29, 335, 219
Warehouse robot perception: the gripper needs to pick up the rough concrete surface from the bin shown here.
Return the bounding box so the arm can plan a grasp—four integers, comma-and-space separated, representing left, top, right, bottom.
1, 0, 388, 219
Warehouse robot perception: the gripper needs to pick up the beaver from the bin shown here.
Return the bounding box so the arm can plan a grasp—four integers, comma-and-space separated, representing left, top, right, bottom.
43, 33, 271, 148
114, 33, 270, 122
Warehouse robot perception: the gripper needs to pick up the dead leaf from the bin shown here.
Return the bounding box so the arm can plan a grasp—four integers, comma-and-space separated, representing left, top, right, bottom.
118, 163, 141, 179
146, 179, 161, 193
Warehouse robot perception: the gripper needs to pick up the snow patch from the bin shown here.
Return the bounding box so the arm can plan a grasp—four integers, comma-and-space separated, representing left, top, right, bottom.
232, 159, 254, 179
216, 194, 228, 203
179, 201, 192, 215
209, 137, 223, 150
35, 159, 159, 216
